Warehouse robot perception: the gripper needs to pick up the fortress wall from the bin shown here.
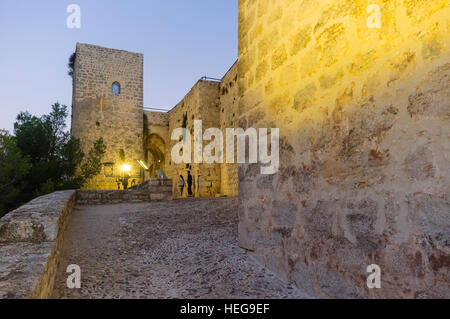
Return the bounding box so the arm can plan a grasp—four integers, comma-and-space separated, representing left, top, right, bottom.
167, 81, 222, 197
238, 0, 450, 298
197, 81, 222, 197
167, 82, 200, 196
150, 73, 240, 198
219, 63, 240, 197
163, 75, 241, 198
144, 110, 170, 179
77, 179, 172, 205
144, 110, 169, 126
169, 80, 223, 197
72, 43, 144, 190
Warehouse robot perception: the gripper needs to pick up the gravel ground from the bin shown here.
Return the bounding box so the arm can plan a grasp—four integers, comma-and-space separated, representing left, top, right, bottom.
52, 198, 309, 299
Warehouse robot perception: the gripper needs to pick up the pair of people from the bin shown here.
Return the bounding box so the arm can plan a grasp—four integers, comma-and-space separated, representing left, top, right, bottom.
178, 171, 194, 198
118, 175, 135, 190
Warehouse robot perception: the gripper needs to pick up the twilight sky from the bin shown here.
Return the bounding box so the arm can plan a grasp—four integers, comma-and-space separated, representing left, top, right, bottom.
0, 1, 237, 132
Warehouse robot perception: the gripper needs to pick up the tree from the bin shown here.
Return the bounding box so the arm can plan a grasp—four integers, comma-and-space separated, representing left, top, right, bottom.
68, 52, 76, 78
119, 149, 126, 163
14, 103, 78, 196
80, 137, 107, 183
0, 130, 30, 217
13, 103, 107, 200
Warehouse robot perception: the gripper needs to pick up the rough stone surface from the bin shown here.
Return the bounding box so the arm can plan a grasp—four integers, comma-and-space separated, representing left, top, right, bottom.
0, 191, 76, 243
237, 0, 450, 298
219, 63, 240, 197
166, 80, 225, 198
0, 243, 52, 299
72, 43, 144, 190
0, 191, 76, 299
52, 198, 310, 299
76, 179, 172, 205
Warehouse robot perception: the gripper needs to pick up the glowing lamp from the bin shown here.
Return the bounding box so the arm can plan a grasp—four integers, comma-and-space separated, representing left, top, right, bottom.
121, 164, 131, 173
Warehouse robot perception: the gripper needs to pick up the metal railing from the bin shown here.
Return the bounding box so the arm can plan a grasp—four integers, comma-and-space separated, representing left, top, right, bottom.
143, 107, 170, 112
200, 76, 221, 82
143, 75, 225, 113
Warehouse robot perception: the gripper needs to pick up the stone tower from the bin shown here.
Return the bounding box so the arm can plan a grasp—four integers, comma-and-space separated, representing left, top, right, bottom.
71, 43, 144, 190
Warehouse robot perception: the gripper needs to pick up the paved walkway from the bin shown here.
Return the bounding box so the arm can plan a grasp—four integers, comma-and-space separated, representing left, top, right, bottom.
52, 198, 309, 299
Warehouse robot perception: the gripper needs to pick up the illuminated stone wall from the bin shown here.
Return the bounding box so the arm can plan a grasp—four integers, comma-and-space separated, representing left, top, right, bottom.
72, 43, 145, 190
145, 71, 240, 198
219, 63, 240, 197
144, 110, 170, 180
237, 0, 449, 298
166, 80, 223, 197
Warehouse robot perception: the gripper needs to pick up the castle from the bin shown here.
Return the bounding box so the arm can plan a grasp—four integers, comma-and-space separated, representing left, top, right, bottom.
71, 43, 239, 197
71, 0, 450, 298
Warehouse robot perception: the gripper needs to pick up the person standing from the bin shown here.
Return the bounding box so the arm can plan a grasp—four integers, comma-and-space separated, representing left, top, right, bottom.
122, 174, 129, 190
187, 171, 193, 197
178, 175, 185, 198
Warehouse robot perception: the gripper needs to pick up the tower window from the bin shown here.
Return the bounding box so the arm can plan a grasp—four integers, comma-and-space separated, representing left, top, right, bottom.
112, 82, 121, 95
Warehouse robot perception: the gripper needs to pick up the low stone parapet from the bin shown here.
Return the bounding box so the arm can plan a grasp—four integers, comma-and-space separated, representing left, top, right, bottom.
77, 179, 172, 205
132, 178, 172, 191
0, 180, 173, 299
0, 190, 76, 299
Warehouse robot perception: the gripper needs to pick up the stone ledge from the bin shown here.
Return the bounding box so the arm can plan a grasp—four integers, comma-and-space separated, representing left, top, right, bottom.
0, 191, 76, 243
0, 190, 76, 299
134, 178, 173, 188
77, 179, 173, 205
0, 183, 173, 298
0, 243, 52, 299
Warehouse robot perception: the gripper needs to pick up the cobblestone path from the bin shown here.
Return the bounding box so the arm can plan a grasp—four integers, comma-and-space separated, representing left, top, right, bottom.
52, 198, 309, 299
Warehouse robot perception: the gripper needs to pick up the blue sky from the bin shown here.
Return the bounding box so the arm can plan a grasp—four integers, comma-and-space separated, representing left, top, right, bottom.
0, 1, 237, 132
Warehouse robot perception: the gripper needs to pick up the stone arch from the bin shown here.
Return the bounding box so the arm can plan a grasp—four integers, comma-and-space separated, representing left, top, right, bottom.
145, 133, 166, 174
